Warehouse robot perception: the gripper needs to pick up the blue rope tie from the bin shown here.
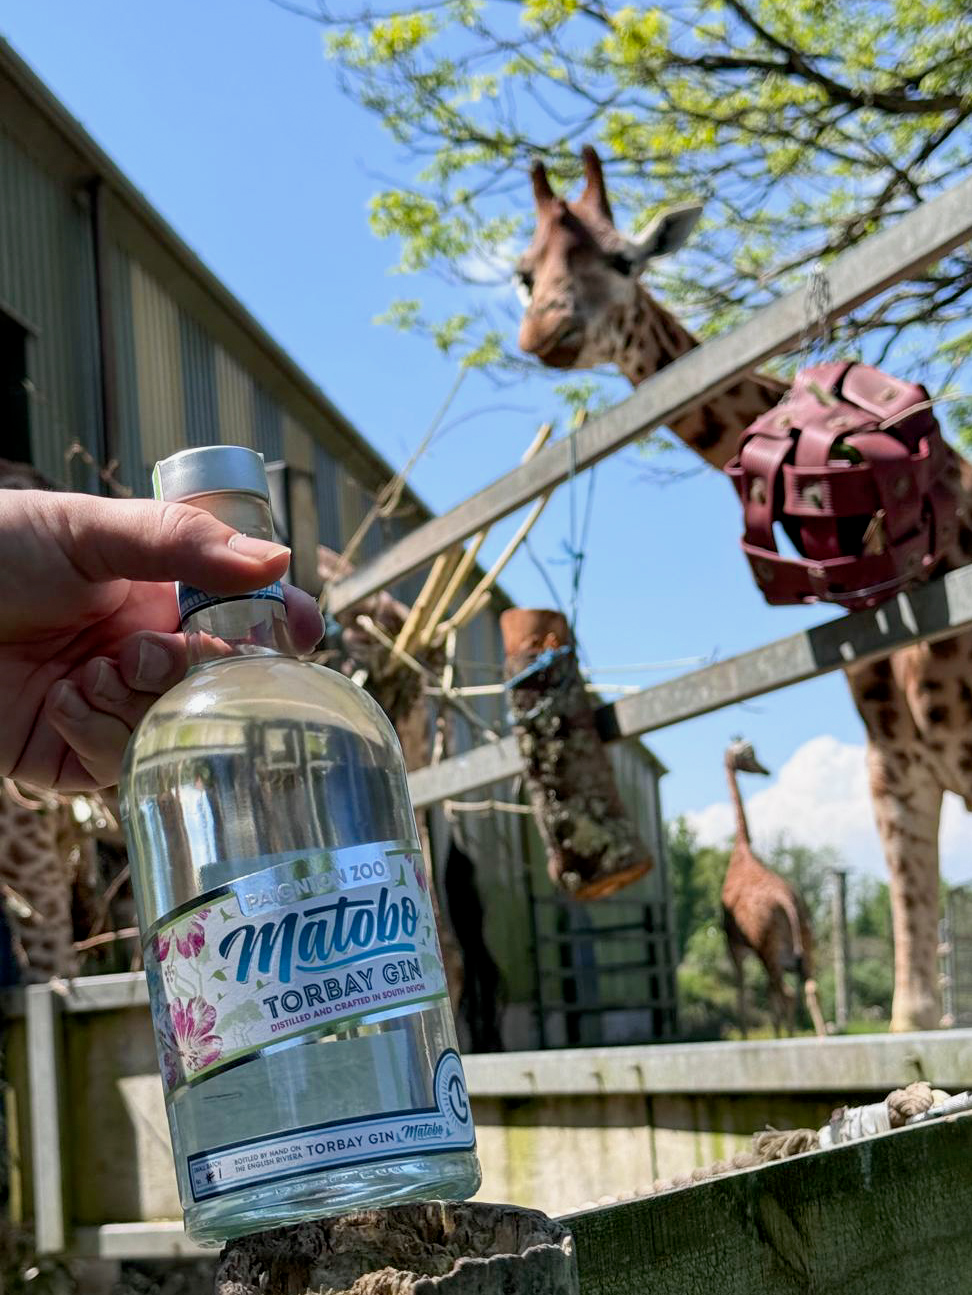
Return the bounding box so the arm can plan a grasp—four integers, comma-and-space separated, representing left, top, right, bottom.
504, 644, 573, 692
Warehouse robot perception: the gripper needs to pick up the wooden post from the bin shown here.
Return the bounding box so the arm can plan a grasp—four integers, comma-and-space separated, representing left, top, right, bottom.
831, 869, 850, 1032
501, 610, 653, 900
940, 888, 957, 1027
214, 1203, 579, 1295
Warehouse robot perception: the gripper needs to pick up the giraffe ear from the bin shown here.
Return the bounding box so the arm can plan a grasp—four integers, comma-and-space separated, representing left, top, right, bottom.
578, 145, 614, 222
530, 159, 557, 208
629, 203, 703, 265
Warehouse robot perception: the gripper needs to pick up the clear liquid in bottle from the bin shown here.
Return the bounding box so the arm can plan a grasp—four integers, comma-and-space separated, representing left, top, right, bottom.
120, 446, 480, 1244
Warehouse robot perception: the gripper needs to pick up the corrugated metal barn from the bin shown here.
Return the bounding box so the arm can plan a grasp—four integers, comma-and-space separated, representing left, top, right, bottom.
0, 37, 677, 1050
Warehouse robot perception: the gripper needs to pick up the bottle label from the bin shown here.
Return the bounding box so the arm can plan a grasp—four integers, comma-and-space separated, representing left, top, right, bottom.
143, 839, 448, 1096
177, 580, 285, 625
186, 1049, 475, 1202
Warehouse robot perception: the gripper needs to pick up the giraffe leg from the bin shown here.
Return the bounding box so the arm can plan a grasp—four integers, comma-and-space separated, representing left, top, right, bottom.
798, 916, 827, 1036
765, 970, 786, 1037
770, 981, 797, 1036
728, 942, 747, 1039
803, 978, 827, 1037
769, 991, 783, 1038
782, 979, 797, 1037
867, 745, 943, 1032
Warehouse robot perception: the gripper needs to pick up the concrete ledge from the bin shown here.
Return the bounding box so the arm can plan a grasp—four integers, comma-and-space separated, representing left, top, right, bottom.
73, 1224, 211, 1261
7, 974, 972, 1096
464, 1031, 972, 1096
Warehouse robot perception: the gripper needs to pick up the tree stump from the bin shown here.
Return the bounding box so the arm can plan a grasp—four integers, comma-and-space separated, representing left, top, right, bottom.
214, 1203, 578, 1295
501, 609, 654, 900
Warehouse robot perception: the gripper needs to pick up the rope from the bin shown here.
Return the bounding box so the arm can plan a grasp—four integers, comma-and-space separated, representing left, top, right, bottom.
523, 534, 567, 614
559, 413, 596, 641
571, 1081, 971, 1212
796, 262, 835, 372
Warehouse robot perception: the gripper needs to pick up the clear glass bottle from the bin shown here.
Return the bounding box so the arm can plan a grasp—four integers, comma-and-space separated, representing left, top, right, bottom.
120, 446, 480, 1245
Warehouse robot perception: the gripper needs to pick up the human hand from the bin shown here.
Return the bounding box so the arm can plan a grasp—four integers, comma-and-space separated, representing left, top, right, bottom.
0, 490, 324, 792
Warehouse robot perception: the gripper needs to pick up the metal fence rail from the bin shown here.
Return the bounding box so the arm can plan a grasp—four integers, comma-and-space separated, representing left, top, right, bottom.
408, 562, 972, 808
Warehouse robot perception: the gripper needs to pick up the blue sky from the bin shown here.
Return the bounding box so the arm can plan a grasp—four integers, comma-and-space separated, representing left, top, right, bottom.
5, 0, 970, 881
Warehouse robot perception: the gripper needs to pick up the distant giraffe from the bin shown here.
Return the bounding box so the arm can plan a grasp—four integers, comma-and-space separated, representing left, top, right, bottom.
722, 739, 827, 1038
515, 145, 972, 1032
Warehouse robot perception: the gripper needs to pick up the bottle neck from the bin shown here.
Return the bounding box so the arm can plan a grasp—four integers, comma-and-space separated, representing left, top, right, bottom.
178, 491, 296, 670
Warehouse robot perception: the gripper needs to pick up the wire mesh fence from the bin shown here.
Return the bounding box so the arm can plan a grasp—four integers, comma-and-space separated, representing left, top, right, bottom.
940, 884, 972, 1028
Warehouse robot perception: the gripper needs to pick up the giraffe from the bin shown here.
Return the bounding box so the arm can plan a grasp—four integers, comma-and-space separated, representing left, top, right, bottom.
0, 778, 122, 982
515, 145, 972, 1032
722, 738, 826, 1038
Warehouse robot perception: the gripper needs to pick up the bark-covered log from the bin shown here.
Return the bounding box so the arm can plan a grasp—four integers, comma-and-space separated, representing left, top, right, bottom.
501, 609, 654, 900
214, 1203, 578, 1295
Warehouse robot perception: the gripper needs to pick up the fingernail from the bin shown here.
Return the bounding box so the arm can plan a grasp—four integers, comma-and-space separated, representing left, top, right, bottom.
227, 534, 291, 562
53, 682, 89, 721
136, 639, 174, 687
94, 660, 130, 702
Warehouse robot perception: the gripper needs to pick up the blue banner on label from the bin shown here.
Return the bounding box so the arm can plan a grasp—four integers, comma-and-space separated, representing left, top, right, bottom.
187, 1050, 474, 1201
177, 580, 284, 624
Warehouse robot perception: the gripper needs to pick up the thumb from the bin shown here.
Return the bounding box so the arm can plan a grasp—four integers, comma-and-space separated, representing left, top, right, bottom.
50, 494, 292, 593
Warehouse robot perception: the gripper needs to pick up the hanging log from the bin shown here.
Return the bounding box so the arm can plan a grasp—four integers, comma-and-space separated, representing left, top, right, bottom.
501, 609, 653, 900
214, 1203, 578, 1295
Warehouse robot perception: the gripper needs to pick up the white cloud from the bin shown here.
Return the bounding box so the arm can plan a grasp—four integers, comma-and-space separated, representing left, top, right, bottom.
685, 735, 972, 885
459, 240, 518, 294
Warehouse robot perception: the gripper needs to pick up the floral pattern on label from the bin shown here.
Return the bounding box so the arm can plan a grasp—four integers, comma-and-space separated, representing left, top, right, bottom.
144, 840, 447, 1095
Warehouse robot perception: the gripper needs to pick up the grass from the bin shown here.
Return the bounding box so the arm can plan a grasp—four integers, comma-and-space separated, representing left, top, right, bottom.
722, 1018, 890, 1041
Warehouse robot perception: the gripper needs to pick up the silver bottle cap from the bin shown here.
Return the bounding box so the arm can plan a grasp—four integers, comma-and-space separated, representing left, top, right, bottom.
152, 446, 269, 503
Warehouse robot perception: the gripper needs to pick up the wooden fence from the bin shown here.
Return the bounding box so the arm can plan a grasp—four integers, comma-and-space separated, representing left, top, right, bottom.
567, 1112, 972, 1294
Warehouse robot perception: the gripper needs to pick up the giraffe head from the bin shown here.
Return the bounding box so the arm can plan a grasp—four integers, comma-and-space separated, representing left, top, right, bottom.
727, 737, 770, 776
515, 146, 702, 371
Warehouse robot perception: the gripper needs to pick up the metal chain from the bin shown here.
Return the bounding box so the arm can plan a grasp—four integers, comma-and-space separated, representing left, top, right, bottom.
796, 262, 835, 372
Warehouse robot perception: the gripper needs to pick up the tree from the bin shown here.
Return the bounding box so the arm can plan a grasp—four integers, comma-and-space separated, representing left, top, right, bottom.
277, 0, 971, 429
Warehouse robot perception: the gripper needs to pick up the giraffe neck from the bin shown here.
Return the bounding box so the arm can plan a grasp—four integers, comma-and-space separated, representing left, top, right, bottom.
726, 760, 750, 847
615, 287, 786, 470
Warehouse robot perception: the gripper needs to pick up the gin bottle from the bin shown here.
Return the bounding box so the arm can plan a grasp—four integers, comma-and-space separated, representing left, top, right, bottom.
120, 446, 480, 1244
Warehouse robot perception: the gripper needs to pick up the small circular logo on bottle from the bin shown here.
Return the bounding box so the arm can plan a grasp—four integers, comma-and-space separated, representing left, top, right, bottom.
435, 1051, 472, 1138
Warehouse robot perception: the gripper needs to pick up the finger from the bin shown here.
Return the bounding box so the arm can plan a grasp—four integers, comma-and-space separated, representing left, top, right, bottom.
47, 494, 292, 593
114, 594, 322, 688
283, 586, 325, 653
55, 751, 103, 794
117, 633, 188, 693
46, 681, 132, 790
79, 658, 158, 730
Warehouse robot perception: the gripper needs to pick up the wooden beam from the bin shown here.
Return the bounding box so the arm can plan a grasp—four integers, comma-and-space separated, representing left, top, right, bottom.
565, 1113, 972, 1295
26, 984, 68, 1254
407, 561, 972, 808
329, 173, 972, 613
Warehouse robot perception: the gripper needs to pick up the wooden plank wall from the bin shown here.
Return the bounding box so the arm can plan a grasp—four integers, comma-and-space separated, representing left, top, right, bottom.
565, 1114, 972, 1294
